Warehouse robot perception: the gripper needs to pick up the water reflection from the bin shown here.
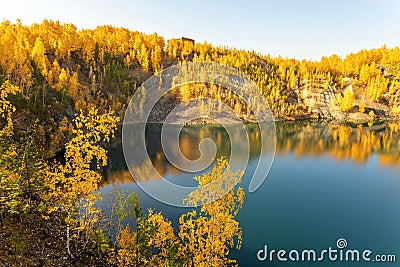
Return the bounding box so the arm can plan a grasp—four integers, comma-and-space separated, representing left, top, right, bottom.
105, 122, 400, 184
276, 122, 400, 165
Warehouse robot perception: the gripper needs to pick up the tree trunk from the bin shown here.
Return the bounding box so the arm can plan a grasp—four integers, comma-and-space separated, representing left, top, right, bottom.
42, 85, 46, 107
64, 212, 75, 260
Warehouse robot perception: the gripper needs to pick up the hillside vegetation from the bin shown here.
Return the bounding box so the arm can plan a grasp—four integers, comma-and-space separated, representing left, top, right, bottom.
0, 20, 399, 152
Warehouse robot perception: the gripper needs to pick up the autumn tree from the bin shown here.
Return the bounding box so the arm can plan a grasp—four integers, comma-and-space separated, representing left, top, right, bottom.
339, 87, 355, 112
179, 158, 244, 267
151, 45, 163, 73
138, 43, 150, 71
359, 96, 366, 113
0, 80, 48, 226
44, 106, 119, 259
31, 37, 47, 75
0, 81, 21, 221
108, 158, 245, 267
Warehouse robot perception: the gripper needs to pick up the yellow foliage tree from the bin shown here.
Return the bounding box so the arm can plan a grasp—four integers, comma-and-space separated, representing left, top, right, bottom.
179, 158, 245, 267
45, 105, 119, 258
359, 96, 366, 113
138, 43, 150, 71
0, 81, 48, 222
0, 81, 21, 218
110, 158, 245, 267
369, 110, 376, 121
0, 81, 19, 134
31, 36, 48, 75
340, 88, 355, 112
151, 45, 163, 73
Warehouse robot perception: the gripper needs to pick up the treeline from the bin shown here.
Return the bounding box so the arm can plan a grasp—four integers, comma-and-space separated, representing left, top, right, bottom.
0, 20, 399, 152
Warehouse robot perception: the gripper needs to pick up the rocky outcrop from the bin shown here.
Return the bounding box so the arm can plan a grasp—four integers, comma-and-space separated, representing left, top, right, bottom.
296, 76, 337, 119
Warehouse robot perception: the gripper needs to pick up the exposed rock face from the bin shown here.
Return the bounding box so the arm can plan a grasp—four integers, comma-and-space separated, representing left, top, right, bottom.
347, 112, 371, 123
295, 77, 394, 122
331, 111, 370, 123
332, 111, 347, 121
297, 76, 337, 119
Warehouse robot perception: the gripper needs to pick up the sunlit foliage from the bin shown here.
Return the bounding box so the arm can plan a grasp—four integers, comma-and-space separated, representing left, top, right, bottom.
107, 158, 245, 267
44, 106, 119, 258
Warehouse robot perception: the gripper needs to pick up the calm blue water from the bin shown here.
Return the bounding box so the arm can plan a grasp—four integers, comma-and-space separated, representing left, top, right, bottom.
102, 122, 400, 266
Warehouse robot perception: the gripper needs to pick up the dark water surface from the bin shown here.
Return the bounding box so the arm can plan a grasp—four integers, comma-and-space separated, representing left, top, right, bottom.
101, 122, 400, 266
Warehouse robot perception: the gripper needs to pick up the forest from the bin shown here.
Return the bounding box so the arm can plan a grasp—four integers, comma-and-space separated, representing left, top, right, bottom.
0, 20, 399, 151
0, 20, 400, 266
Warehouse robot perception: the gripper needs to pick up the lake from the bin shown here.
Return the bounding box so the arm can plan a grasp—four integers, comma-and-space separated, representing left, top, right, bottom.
101, 121, 400, 266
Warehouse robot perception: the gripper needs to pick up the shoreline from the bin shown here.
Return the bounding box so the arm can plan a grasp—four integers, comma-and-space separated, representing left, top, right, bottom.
126, 115, 399, 126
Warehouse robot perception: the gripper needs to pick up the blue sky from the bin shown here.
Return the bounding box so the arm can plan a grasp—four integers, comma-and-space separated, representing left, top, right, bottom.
2, 0, 400, 60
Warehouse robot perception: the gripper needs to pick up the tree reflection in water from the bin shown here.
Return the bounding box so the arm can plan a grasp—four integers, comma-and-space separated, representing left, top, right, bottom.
105, 122, 400, 184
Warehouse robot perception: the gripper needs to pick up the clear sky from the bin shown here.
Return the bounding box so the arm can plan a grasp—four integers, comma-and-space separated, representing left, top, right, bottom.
1, 0, 400, 60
